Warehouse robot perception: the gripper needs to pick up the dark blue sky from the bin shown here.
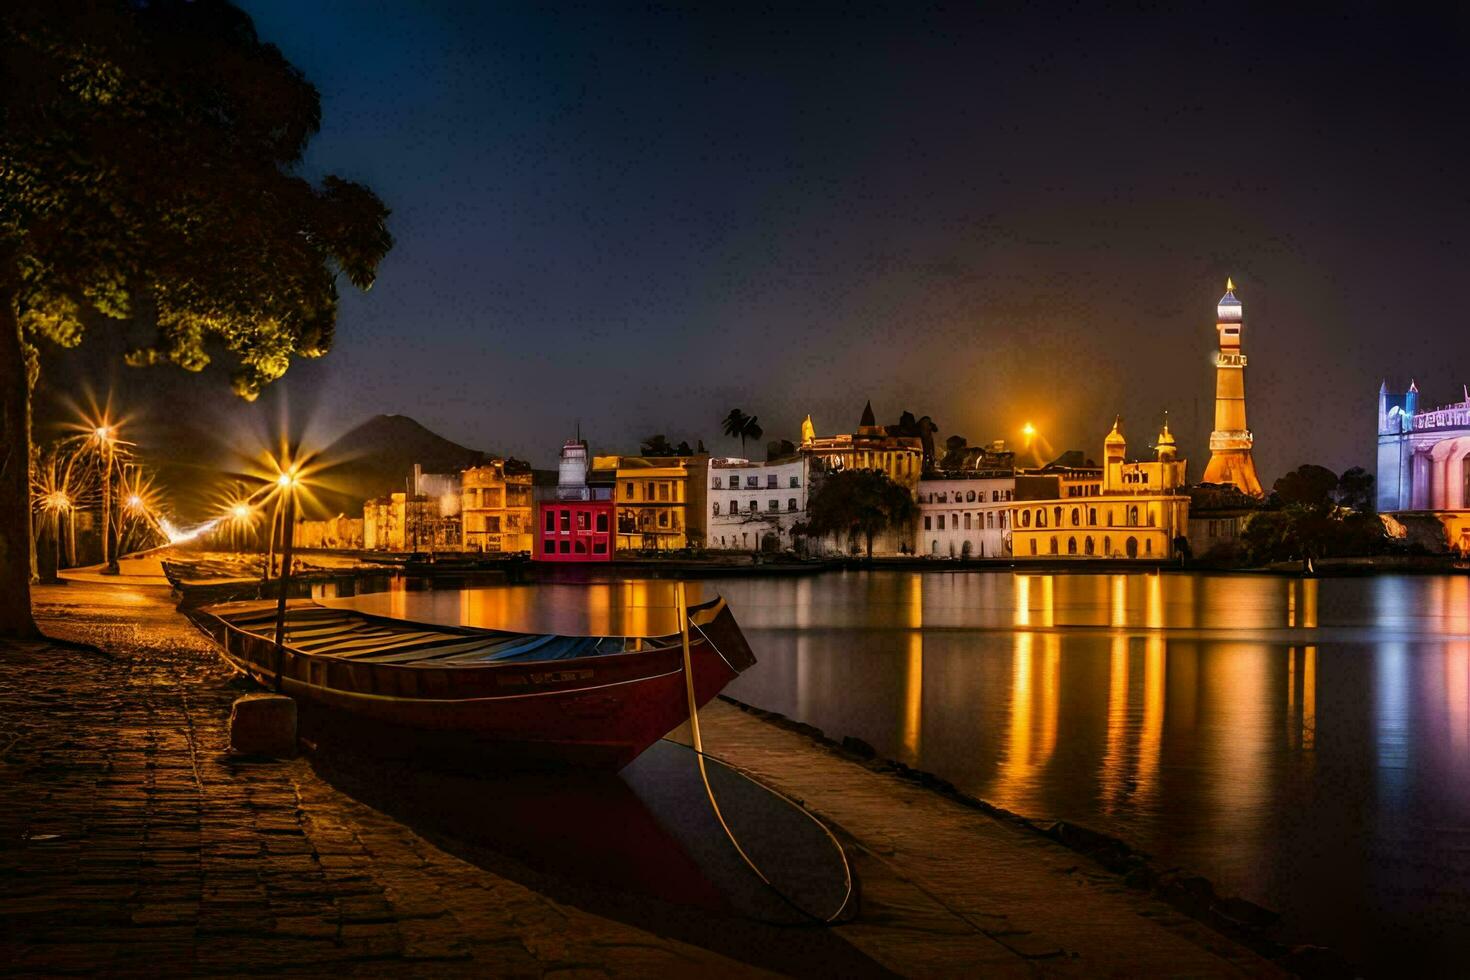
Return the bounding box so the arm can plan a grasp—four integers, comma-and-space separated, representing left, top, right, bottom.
225, 1, 1469, 478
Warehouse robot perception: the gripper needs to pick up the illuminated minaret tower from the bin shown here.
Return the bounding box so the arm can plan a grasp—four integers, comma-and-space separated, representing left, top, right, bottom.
1201, 279, 1264, 495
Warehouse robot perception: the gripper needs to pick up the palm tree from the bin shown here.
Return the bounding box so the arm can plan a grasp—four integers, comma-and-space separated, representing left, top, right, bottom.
722, 409, 765, 456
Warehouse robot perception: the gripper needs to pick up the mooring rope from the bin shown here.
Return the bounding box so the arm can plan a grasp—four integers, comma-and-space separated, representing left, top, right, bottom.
676, 581, 854, 926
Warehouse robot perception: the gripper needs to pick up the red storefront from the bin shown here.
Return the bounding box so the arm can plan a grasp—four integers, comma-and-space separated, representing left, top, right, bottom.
535, 500, 616, 561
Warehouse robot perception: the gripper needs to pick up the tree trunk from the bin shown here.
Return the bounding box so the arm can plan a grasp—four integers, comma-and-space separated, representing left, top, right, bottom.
0, 284, 40, 639
865, 530, 875, 561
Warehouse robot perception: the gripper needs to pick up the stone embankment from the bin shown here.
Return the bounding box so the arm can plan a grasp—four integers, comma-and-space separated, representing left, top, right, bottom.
4, 579, 1302, 977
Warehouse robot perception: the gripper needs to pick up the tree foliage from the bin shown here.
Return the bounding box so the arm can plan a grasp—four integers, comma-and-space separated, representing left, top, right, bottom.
1334, 466, 1375, 512
0, 0, 392, 636
721, 408, 763, 455
1273, 465, 1339, 510
804, 469, 918, 559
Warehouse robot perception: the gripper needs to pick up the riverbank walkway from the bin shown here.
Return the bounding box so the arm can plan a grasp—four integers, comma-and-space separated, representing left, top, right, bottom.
2, 580, 1284, 977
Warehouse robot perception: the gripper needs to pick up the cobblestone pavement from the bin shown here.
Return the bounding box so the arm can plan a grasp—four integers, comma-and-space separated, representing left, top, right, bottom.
1, 584, 770, 977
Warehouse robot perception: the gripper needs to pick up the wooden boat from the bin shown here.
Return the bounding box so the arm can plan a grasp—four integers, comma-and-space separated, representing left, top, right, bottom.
186, 593, 756, 769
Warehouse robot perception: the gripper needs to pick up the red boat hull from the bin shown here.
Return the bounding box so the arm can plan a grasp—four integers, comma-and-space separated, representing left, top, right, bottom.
191, 599, 756, 770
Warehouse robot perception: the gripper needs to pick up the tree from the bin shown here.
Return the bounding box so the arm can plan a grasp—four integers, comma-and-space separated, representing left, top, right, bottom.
804, 469, 918, 560
1, 1, 393, 637
1335, 466, 1375, 512
640, 434, 675, 456
721, 408, 764, 455
1273, 465, 1339, 510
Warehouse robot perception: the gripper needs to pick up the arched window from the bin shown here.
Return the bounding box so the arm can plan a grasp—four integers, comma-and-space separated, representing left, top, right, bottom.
1126, 536, 1138, 558
1030, 538, 1037, 555
748, 500, 758, 513
1049, 535, 1059, 555
1128, 505, 1139, 526
1084, 536, 1094, 555
1053, 506, 1063, 526
1071, 507, 1080, 526
1146, 538, 1153, 555
1037, 509, 1047, 528
1022, 510, 1032, 528
1104, 535, 1111, 555
1088, 507, 1097, 525
712, 503, 721, 516
788, 498, 797, 511
987, 512, 995, 529
1067, 537, 1077, 555
931, 540, 939, 555
967, 490, 977, 502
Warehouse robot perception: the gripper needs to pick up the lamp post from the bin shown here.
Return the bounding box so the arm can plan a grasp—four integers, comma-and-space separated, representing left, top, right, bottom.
94, 425, 119, 574
271, 471, 299, 693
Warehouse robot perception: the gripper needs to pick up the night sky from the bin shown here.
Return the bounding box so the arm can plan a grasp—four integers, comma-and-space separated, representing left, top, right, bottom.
50, 2, 1470, 481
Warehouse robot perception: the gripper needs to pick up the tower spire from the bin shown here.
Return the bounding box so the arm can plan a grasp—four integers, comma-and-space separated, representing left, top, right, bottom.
1202, 280, 1263, 495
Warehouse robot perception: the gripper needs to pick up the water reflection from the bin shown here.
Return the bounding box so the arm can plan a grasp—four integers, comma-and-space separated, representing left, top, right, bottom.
716, 570, 1470, 974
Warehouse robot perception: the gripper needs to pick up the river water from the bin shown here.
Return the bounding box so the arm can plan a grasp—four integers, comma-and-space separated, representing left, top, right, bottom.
711, 570, 1470, 975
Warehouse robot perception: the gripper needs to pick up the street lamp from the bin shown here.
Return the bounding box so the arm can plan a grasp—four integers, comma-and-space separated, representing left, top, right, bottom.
271, 468, 301, 693
92, 423, 120, 574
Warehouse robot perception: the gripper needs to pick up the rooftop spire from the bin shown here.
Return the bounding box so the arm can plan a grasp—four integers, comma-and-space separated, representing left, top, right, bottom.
859, 400, 876, 429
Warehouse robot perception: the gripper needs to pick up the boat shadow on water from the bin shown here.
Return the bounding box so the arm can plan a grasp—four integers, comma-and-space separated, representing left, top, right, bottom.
300, 718, 882, 978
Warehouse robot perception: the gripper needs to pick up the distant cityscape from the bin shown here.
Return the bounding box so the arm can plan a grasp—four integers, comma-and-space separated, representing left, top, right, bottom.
286, 282, 1470, 563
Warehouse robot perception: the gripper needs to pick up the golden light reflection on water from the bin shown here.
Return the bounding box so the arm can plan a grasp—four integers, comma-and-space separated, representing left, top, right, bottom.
1136, 635, 1166, 806
335, 580, 703, 636
902, 574, 923, 756
1100, 634, 1129, 811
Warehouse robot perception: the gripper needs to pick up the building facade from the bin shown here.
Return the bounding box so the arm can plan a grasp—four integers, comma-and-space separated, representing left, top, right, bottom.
1377, 381, 1470, 554
601, 454, 709, 552
799, 401, 924, 487
295, 514, 364, 551
914, 473, 1014, 558
363, 493, 438, 552
706, 456, 810, 551
536, 439, 615, 562
1202, 279, 1264, 495
1011, 419, 1190, 560
461, 460, 533, 553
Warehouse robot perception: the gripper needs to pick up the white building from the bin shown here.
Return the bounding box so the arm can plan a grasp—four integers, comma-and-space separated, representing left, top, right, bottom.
914, 474, 1015, 558
707, 456, 809, 552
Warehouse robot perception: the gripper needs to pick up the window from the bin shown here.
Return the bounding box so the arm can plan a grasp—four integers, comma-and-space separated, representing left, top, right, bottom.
992, 490, 1000, 502
964, 513, 972, 530
1089, 507, 1097, 525
790, 476, 800, 488
574, 539, 587, 554
937, 515, 945, 530
967, 490, 976, 502
624, 481, 634, 498
787, 498, 797, 511
1001, 512, 1008, 528
730, 499, 738, 514
1128, 505, 1139, 526
592, 541, 607, 554
1146, 539, 1153, 555
658, 483, 670, 502
1050, 535, 1058, 555
924, 516, 932, 530
767, 474, 777, 489
576, 512, 589, 530
559, 540, 570, 554
560, 512, 570, 532
712, 476, 723, 489
768, 499, 779, 512
1036, 509, 1047, 528
746, 476, 759, 488
1104, 536, 1111, 555
544, 511, 555, 532
1022, 510, 1031, 528
1030, 539, 1037, 555
646, 482, 654, 500
987, 512, 995, 529
712, 503, 721, 516
1067, 537, 1077, 555
748, 500, 758, 513
658, 511, 669, 528
1084, 536, 1094, 555
595, 513, 608, 533
1053, 506, 1063, 527
1071, 507, 1080, 526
